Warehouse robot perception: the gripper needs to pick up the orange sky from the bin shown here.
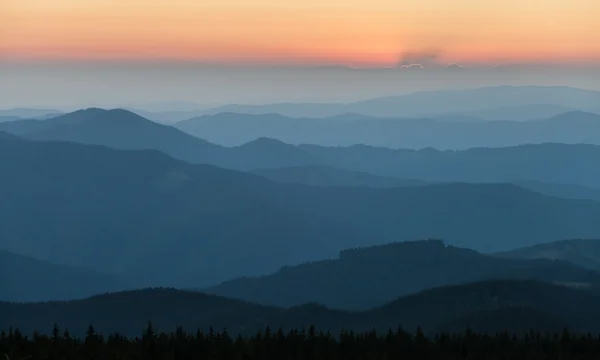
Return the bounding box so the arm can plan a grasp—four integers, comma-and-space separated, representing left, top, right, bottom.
2, 0, 599, 67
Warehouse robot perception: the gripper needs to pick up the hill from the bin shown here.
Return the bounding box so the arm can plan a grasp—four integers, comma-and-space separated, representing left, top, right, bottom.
0, 251, 128, 302
298, 143, 600, 189
510, 179, 600, 201
463, 104, 574, 121
0, 108, 319, 171
205, 240, 600, 310
197, 86, 600, 118
252, 165, 600, 201
0, 108, 62, 119
366, 280, 600, 335
495, 239, 600, 270
4, 135, 600, 288
175, 110, 600, 149
5, 109, 600, 188
0, 116, 20, 123
0, 108, 226, 165
0, 134, 352, 287
3, 280, 600, 337
251, 165, 427, 188
345, 86, 600, 118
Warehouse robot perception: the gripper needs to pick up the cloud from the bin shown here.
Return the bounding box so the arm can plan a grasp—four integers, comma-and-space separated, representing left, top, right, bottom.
397, 63, 424, 69
395, 50, 442, 68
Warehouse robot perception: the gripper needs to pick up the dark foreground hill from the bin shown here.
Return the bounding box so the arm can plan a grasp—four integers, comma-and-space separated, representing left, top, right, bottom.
4, 133, 600, 289
0, 251, 128, 302
3, 280, 600, 337
496, 239, 600, 270
206, 240, 600, 310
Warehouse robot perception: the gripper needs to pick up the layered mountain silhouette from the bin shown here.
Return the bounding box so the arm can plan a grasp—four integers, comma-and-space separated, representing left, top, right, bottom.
297, 142, 600, 188
0, 250, 127, 302
496, 239, 600, 270
3, 280, 600, 337
197, 86, 600, 118
205, 240, 600, 310
253, 165, 600, 201
0, 109, 316, 170
175, 110, 600, 149
4, 109, 600, 189
0, 133, 350, 287
4, 133, 600, 289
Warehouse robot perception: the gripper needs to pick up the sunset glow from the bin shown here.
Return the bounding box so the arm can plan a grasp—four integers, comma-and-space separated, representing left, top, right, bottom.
2, 0, 599, 66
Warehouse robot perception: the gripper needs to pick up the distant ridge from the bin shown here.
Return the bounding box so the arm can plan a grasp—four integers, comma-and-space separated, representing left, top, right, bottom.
496, 239, 600, 270
195, 86, 600, 118
176, 110, 600, 149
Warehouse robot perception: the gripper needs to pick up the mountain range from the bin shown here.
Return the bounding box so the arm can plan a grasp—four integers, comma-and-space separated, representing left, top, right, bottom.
175, 111, 600, 149
2, 108, 600, 189
252, 165, 600, 201
0, 109, 317, 171
196, 86, 600, 118
4, 133, 600, 290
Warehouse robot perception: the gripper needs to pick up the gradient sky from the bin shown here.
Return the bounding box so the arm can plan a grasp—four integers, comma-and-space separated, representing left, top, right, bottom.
2, 0, 599, 67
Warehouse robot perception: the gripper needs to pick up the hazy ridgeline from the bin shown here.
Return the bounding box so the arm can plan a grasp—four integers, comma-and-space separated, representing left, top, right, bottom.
2, 85, 600, 342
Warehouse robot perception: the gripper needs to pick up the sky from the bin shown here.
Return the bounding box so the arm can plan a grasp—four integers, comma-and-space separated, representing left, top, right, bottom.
2, 0, 600, 67
1, 0, 600, 109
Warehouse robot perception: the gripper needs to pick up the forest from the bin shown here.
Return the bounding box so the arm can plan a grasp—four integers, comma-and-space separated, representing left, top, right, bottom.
3, 324, 600, 360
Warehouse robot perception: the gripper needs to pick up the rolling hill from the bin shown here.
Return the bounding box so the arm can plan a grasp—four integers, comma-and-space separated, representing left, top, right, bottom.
0, 133, 352, 287
4, 134, 600, 289
297, 142, 600, 189
252, 165, 600, 201
197, 86, 600, 118
0, 108, 318, 170
4, 109, 600, 189
495, 239, 600, 270
205, 240, 600, 310
0, 250, 128, 302
3, 280, 600, 337
175, 110, 600, 149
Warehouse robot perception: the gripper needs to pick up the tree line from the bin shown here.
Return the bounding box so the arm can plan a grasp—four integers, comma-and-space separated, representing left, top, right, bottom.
3, 323, 600, 360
